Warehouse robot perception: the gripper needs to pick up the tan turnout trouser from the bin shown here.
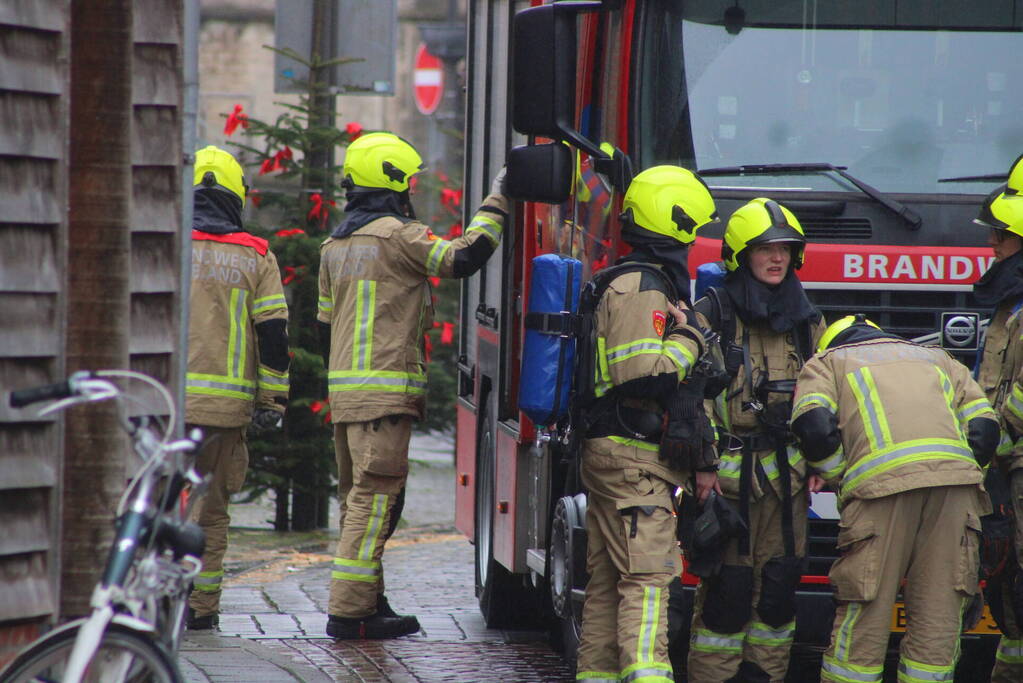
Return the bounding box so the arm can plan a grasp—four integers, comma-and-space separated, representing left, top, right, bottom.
327, 416, 411, 618
821, 486, 982, 683
575, 446, 679, 683
687, 484, 807, 683
188, 425, 249, 617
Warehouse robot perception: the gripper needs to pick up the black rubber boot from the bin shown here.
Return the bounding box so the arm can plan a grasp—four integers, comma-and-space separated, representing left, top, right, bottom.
376, 594, 417, 621
186, 606, 219, 630
326, 611, 421, 640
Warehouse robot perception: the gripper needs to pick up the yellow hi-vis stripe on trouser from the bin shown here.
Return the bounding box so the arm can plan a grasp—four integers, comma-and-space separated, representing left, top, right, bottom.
194, 570, 223, 593
636, 586, 660, 663
576, 673, 617, 682
618, 586, 672, 682
620, 662, 672, 683
834, 602, 863, 662
996, 637, 1023, 664
691, 628, 744, 654
897, 656, 953, 682
358, 494, 388, 560
331, 557, 381, 583
821, 655, 883, 682
333, 493, 390, 583
746, 620, 794, 647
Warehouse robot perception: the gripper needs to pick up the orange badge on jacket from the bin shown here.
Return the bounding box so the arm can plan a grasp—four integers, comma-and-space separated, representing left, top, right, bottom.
652, 310, 667, 337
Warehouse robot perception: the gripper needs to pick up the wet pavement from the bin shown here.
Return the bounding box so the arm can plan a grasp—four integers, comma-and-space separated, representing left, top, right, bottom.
178, 432, 575, 682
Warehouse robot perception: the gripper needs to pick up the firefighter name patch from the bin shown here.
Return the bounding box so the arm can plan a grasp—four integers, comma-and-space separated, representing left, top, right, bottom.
652, 310, 667, 336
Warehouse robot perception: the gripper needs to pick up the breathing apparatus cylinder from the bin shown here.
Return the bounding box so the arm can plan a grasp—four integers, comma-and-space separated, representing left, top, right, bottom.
519, 254, 583, 426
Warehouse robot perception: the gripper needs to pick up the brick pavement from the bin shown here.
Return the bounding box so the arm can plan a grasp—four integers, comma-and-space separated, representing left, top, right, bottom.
179, 532, 574, 682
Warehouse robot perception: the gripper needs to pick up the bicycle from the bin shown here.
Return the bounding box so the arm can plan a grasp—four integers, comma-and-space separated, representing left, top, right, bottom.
0, 370, 207, 683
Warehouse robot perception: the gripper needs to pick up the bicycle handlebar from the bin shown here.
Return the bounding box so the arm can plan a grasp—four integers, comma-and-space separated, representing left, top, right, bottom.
9, 369, 178, 445
9, 379, 76, 408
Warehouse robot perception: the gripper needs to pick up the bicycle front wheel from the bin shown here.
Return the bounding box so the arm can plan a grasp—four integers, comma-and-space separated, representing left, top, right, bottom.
1, 622, 180, 683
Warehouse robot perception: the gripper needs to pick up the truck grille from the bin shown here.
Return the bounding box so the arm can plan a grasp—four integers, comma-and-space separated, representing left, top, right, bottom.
806, 518, 840, 579
802, 218, 872, 241
808, 288, 986, 342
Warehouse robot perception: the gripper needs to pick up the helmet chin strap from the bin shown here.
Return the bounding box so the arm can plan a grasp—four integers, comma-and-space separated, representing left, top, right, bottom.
398, 190, 416, 220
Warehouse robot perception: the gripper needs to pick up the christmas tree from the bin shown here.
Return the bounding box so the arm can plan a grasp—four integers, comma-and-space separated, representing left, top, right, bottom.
219, 51, 463, 530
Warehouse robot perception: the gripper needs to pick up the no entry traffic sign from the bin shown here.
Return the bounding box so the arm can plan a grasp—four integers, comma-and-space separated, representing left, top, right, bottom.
413, 43, 443, 115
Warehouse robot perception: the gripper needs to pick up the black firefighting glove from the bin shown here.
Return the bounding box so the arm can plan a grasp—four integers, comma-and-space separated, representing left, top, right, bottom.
251, 407, 283, 434
660, 373, 709, 472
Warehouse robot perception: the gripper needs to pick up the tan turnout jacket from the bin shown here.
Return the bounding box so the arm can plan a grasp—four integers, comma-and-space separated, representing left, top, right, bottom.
584, 268, 706, 486
186, 231, 290, 427
318, 193, 508, 423
792, 337, 995, 502
978, 301, 1023, 472
702, 311, 826, 500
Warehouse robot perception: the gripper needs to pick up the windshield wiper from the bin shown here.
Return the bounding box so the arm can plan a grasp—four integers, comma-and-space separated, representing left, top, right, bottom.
937, 173, 1007, 183
697, 162, 922, 230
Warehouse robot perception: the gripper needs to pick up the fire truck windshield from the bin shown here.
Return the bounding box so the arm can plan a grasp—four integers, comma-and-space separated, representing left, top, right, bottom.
636, 3, 1023, 196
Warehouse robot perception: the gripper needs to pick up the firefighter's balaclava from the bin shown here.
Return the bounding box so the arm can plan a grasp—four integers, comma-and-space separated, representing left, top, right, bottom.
722, 198, 819, 333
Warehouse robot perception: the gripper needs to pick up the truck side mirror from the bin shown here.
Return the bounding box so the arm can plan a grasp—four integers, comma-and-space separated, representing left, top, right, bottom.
506, 143, 574, 204
511, 2, 632, 194
511, 4, 576, 139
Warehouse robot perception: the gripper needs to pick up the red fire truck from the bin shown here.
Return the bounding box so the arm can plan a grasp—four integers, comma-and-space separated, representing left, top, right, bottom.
456, 1, 1017, 678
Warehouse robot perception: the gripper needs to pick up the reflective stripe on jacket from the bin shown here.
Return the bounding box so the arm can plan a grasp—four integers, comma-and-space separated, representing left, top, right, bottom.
979, 300, 1023, 472
697, 306, 825, 500
318, 193, 507, 422
186, 231, 290, 427
792, 337, 994, 501
584, 267, 704, 485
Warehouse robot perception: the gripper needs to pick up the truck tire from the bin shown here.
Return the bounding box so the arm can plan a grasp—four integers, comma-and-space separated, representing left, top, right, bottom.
549, 494, 587, 661
473, 404, 535, 628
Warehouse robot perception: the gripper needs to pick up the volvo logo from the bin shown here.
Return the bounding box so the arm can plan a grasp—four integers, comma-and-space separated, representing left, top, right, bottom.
941, 312, 979, 350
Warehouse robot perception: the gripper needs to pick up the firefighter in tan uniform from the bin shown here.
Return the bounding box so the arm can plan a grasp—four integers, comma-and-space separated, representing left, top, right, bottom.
318, 132, 508, 639
575, 166, 719, 683
972, 170, 1023, 679
186, 146, 290, 629
687, 199, 825, 683
791, 315, 999, 683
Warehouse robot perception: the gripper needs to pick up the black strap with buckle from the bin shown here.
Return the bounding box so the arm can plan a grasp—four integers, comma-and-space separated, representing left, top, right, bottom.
524, 311, 583, 337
